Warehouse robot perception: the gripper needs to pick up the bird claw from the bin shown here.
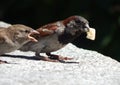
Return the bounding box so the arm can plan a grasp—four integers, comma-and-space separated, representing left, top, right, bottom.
35, 53, 74, 63
48, 54, 73, 61
60, 57, 73, 60
35, 56, 59, 62
0, 60, 8, 64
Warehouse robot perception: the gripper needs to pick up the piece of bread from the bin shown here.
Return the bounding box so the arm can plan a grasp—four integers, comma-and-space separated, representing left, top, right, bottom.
86, 28, 96, 40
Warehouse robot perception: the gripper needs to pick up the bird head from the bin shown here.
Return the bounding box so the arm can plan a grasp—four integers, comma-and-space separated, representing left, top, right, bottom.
62, 16, 95, 40
8, 24, 39, 44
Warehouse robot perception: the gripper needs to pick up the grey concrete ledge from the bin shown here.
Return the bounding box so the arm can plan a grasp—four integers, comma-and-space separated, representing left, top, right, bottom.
0, 21, 11, 28
0, 21, 120, 85
0, 43, 120, 85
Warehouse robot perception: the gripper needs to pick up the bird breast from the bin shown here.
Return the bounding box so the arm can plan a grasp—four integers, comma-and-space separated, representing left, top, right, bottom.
20, 34, 65, 53
40, 34, 65, 53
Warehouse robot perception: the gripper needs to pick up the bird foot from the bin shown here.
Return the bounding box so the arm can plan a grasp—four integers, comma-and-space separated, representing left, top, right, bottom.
35, 53, 74, 62
35, 56, 59, 62
47, 54, 73, 61
0, 60, 8, 64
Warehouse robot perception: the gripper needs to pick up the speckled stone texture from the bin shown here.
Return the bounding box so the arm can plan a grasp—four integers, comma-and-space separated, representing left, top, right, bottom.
0, 43, 120, 85
0, 21, 11, 28
0, 21, 120, 85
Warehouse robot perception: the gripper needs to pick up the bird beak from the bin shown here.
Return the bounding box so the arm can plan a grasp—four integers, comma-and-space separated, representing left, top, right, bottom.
28, 30, 39, 42
85, 24, 96, 40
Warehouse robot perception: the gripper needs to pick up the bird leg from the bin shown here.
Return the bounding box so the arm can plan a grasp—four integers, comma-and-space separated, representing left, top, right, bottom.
0, 60, 8, 64
35, 52, 59, 62
46, 53, 73, 61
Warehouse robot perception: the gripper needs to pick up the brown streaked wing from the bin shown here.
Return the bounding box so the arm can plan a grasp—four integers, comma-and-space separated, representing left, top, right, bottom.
36, 23, 58, 37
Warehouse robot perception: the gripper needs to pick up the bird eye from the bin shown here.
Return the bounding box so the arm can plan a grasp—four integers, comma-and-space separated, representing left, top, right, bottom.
24, 30, 30, 33
75, 20, 80, 23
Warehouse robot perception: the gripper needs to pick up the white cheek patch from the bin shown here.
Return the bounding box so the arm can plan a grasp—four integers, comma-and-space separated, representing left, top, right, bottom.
86, 28, 96, 40
55, 22, 65, 35
67, 20, 75, 28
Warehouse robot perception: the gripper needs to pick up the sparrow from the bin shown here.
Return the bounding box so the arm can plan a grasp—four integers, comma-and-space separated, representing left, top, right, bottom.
19, 15, 96, 62
0, 24, 39, 64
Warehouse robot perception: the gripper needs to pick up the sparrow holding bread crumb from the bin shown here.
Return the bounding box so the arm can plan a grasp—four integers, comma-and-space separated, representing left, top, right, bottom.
0, 24, 39, 63
20, 16, 96, 62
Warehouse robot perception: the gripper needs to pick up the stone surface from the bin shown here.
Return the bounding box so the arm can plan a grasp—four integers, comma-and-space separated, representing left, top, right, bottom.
0, 21, 11, 28
0, 21, 120, 85
0, 43, 120, 85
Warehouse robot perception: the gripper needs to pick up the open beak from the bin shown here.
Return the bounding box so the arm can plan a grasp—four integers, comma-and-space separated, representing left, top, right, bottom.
28, 30, 39, 42
85, 24, 96, 40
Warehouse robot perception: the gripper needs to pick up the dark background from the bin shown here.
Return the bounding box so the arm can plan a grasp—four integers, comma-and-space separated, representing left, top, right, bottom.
0, 0, 120, 61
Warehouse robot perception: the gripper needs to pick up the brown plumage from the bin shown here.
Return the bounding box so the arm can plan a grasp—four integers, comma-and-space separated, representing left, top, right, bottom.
20, 16, 95, 62
0, 24, 39, 63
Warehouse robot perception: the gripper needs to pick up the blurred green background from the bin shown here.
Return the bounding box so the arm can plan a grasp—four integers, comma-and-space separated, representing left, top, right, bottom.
0, 0, 120, 61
